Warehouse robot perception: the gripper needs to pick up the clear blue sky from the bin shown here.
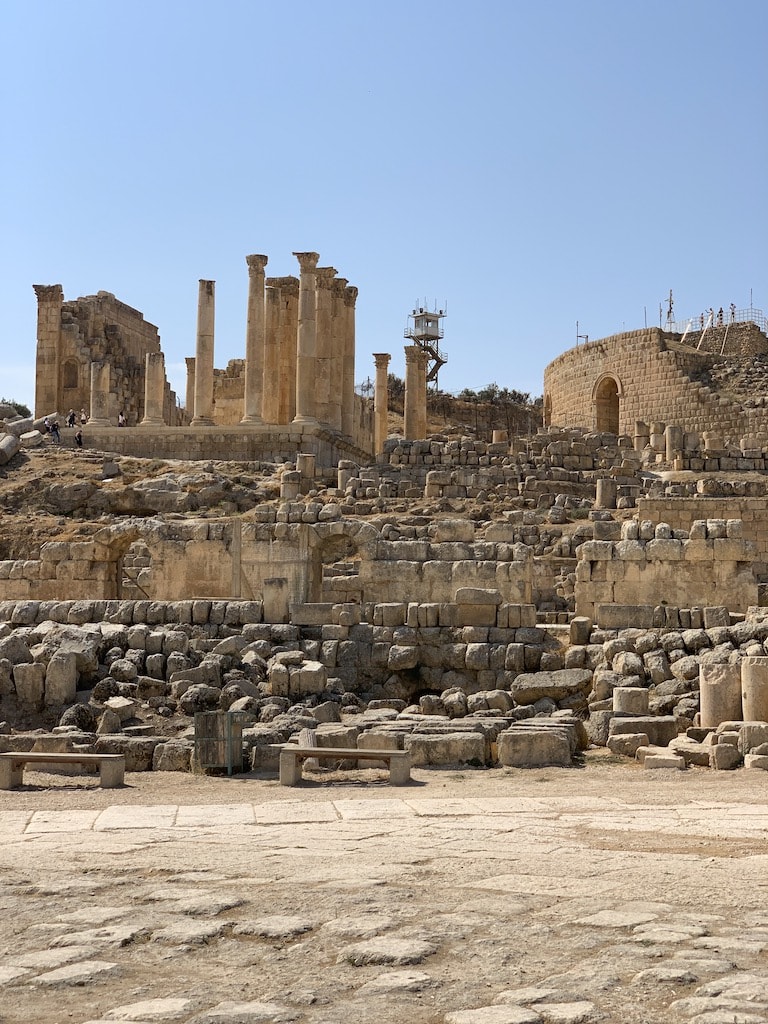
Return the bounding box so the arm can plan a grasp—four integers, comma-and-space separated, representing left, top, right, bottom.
2, 0, 766, 413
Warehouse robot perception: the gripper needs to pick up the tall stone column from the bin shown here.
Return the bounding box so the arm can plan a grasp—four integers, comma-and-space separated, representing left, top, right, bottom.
404, 344, 428, 441
241, 254, 268, 424
264, 277, 299, 424
292, 252, 319, 426
328, 278, 347, 432
89, 361, 112, 426
140, 351, 166, 426
33, 284, 63, 418
373, 353, 391, 455
341, 285, 358, 438
191, 280, 215, 426
314, 266, 336, 428
185, 357, 196, 419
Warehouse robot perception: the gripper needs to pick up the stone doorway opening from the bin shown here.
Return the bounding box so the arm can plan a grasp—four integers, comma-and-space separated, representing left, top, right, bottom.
593, 374, 621, 433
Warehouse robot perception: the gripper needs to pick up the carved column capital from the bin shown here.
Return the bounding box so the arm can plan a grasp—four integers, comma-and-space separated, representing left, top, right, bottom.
33, 284, 63, 303
246, 254, 269, 275
344, 285, 358, 307
315, 266, 337, 286
373, 352, 391, 369
293, 251, 320, 272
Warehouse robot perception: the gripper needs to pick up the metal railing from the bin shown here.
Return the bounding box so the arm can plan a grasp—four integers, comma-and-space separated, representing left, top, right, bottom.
667, 306, 767, 336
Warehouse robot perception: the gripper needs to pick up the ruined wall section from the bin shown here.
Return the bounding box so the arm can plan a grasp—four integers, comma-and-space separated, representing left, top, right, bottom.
544, 327, 768, 441
575, 518, 757, 620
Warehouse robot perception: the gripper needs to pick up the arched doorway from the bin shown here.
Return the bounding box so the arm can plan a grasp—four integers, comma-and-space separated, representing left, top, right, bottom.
592, 374, 622, 433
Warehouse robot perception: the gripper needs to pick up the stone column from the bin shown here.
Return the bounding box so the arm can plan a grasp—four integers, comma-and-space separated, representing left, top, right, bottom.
191, 280, 215, 426
595, 478, 617, 509
328, 276, 348, 432
405, 345, 428, 440
89, 361, 112, 426
275, 277, 299, 424
373, 352, 390, 455
241, 254, 268, 424
699, 663, 742, 728
314, 266, 337, 428
140, 352, 165, 426
292, 252, 319, 425
341, 285, 358, 438
185, 357, 196, 419
33, 284, 63, 418
665, 424, 683, 461
741, 657, 768, 722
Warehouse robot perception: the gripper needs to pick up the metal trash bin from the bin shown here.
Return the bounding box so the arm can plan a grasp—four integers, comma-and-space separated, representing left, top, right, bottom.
194, 711, 248, 776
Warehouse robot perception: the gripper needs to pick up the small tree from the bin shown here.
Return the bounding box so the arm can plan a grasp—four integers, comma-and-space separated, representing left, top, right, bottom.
0, 397, 31, 418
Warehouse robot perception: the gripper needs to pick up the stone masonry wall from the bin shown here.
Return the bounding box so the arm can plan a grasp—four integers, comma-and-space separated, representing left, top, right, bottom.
544, 326, 768, 440
575, 518, 758, 620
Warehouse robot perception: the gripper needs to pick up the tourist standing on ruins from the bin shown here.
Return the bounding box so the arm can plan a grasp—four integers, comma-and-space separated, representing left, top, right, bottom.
66, 409, 76, 428
118, 411, 126, 427
74, 429, 83, 449
49, 420, 60, 444
80, 408, 88, 425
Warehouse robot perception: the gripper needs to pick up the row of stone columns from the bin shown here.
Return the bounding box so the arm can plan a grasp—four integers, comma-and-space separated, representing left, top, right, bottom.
182, 253, 359, 435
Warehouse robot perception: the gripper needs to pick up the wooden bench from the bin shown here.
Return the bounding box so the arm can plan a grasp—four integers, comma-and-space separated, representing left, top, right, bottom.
0, 751, 126, 790
279, 746, 410, 787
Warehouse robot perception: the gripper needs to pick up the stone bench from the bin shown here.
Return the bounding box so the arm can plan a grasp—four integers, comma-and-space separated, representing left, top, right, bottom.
279, 746, 410, 787
0, 751, 126, 790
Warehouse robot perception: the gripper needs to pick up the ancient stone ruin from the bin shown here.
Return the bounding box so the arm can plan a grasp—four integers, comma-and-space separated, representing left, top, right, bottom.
2, 278, 768, 780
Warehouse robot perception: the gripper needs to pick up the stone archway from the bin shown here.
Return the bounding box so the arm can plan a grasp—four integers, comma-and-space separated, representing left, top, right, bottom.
309, 521, 379, 604
592, 373, 623, 434
543, 393, 552, 428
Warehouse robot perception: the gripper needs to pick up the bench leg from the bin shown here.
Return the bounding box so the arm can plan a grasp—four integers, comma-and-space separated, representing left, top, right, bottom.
99, 759, 125, 788
0, 761, 23, 790
279, 750, 302, 786
389, 757, 411, 786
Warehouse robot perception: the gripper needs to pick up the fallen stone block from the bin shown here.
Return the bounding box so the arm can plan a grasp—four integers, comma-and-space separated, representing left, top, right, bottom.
644, 753, 685, 770
709, 743, 742, 770
405, 732, 486, 767
608, 715, 678, 747
607, 733, 649, 758
497, 728, 572, 768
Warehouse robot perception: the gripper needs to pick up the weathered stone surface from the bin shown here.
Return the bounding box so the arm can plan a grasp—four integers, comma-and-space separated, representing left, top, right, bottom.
511, 669, 592, 705
497, 729, 572, 768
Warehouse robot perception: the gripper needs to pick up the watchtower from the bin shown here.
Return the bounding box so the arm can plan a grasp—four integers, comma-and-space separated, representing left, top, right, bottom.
404, 305, 447, 386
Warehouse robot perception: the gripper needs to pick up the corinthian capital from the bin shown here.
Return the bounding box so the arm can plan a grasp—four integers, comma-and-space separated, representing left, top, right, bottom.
293, 251, 320, 272
33, 284, 63, 303
344, 285, 359, 307
246, 254, 269, 275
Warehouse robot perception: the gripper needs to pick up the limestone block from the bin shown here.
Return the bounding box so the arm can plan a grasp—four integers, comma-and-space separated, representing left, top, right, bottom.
737, 722, 768, 755
13, 662, 45, 708
744, 754, 768, 770
703, 606, 730, 628
44, 650, 77, 706
614, 540, 645, 561
644, 753, 685, 770
152, 742, 192, 772
613, 687, 649, 715
434, 519, 475, 542
585, 710, 613, 746
709, 743, 742, 770
454, 604, 497, 627
699, 662, 742, 728
465, 643, 490, 671
405, 732, 486, 766
607, 733, 649, 758
497, 729, 571, 768
94, 735, 160, 771
579, 541, 614, 561
612, 651, 644, 677
387, 645, 418, 671
608, 715, 678, 746
292, 661, 327, 696
646, 538, 683, 561
511, 668, 593, 705
454, 587, 503, 606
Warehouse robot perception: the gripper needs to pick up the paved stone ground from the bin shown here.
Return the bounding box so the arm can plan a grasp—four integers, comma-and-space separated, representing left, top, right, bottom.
0, 758, 767, 1024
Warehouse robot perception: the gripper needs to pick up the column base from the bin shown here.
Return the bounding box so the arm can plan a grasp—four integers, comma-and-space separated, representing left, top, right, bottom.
240, 415, 264, 425
138, 418, 165, 428
190, 417, 215, 426
292, 415, 319, 427
87, 418, 111, 427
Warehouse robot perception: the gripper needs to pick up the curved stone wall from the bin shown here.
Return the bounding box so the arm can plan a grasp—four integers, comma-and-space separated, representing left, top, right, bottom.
543, 325, 768, 441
